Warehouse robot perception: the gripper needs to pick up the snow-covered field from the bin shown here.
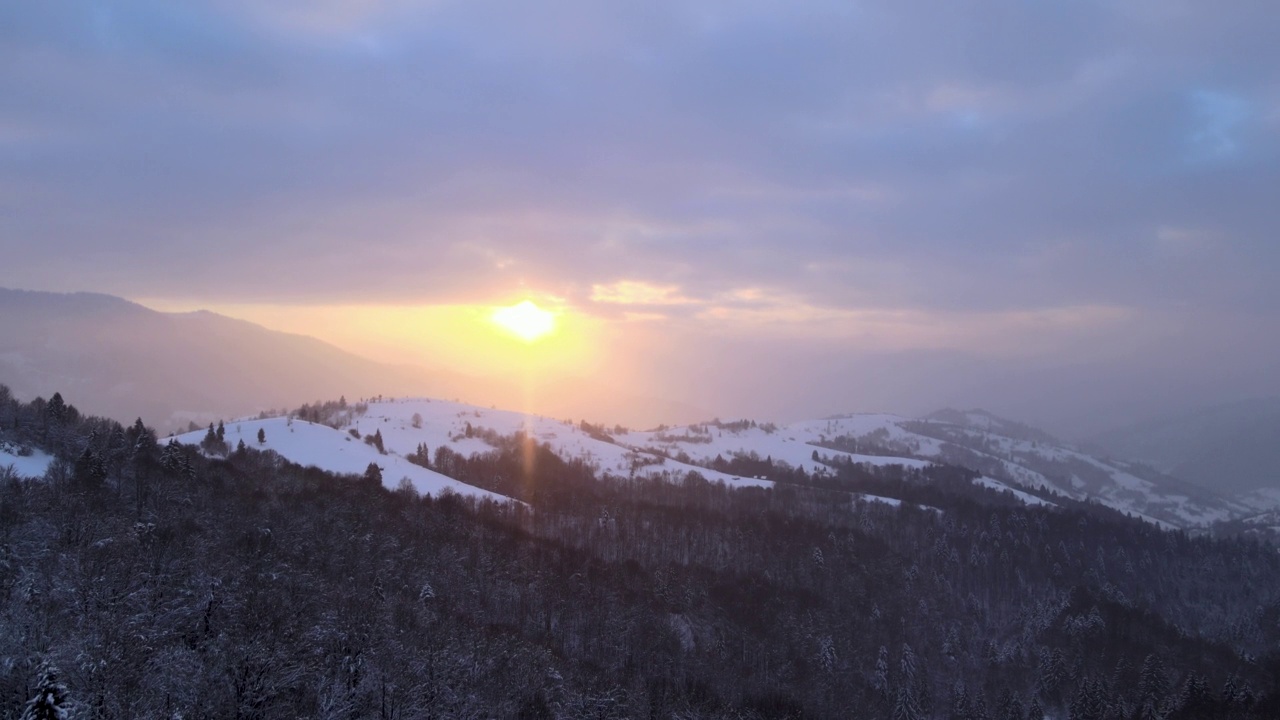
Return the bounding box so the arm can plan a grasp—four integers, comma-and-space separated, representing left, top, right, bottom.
166, 416, 514, 502
615, 407, 1254, 527
164, 398, 1251, 527
344, 399, 773, 489
975, 477, 1056, 508
627, 414, 934, 476
0, 442, 55, 479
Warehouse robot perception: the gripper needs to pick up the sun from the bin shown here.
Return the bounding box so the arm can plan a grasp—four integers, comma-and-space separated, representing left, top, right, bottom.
491, 300, 556, 342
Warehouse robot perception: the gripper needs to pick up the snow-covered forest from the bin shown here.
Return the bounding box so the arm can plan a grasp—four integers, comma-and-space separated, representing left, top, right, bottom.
2, 386, 1279, 718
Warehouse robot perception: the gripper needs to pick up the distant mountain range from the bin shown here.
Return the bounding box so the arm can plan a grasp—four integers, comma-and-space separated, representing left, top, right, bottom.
0, 288, 708, 432
1085, 397, 1280, 495
0, 288, 459, 431
4, 287, 1277, 525
624, 406, 1255, 528
152, 397, 1257, 530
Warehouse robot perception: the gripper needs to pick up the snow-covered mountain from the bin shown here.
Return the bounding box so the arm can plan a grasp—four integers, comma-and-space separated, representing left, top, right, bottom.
0, 288, 710, 432
621, 407, 1250, 528
168, 399, 954, 509
165, 398, 1251, 529
166, 400, 770, 503
1087, 397, 1280, 497
0, 288, 469, 431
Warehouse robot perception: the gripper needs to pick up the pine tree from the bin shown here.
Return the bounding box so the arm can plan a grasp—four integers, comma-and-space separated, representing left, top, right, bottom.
899, 643, 917, 685
950, 683, 972, 720
892, 686, 921, 720
201, 424, 220, 454
22, 661, 70, 720
1138, 653, 1167, 700
45, 392, 67, 423
873, 646, 890, 697
72, 446, 106, 488
1137, 653, 1167, 718
257, 427, 266, 444
160, 440, 183, 474
408, 443, 430, 468
130, 418, 156, 457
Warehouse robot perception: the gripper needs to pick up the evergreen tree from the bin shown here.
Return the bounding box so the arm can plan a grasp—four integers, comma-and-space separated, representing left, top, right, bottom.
72, 446, 106, 488
893, 686, 922, 720
201, 424, 220, 454
22, 661, 70, 720
408, 443, 430, 468
45, 392, 67, 426
1138, 654, 1168, 700
873, 646, 890, 697
258, 427, 266, 444
1137, 653, 1168, 718
129, 418, 156, 457
900, 644, 917, 686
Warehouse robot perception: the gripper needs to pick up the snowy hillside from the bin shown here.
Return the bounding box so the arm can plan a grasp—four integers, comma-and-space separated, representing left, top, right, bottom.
167, 398, 1251, 528
167, 416, 514, 503
0, 440, 54, 479
334, 399, 771, 489
622, 409, 1250, 528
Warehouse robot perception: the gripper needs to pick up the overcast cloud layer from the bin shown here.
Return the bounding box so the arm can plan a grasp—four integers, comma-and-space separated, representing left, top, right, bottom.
2, 1, 1278, 434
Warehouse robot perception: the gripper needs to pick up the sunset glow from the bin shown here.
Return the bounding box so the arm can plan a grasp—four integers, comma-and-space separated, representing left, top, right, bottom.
491, 300, 556, 343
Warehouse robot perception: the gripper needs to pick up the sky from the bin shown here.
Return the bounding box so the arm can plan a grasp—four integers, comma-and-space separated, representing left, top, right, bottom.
2, 1, 1279, 437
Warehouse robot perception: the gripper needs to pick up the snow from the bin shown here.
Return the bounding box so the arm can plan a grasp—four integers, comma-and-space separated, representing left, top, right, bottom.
975, 477, 1056, 508
167, 400, 774, 501
1240, 487, 1280, 512
348, 399, 774, 490
166, 417, 515, 503
806, 412, 1246, 529
627, 414, 932, 477
0, 444, 55, 479
165, 397, 1252, 529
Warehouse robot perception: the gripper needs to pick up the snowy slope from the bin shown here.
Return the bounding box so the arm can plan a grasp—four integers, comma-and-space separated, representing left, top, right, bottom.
343, 399, 773, 490
618, 408, 1247, 527
975, 477, 1056, 508
168, 399, 1246, 527
1238, 487, 1280, 513
167, 417, 514, 502
338, 400, 965, 509
0, 441, 55, 479
626, 414, 933, 476
842, 410, 1247, 527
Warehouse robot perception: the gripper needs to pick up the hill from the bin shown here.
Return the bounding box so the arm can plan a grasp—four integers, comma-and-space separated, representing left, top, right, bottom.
623, 408, 1249, 528
3, 386, 1280, 718
0, 288, 483, 431
1087, 397, 1280, 498
164, 398, 1250, 529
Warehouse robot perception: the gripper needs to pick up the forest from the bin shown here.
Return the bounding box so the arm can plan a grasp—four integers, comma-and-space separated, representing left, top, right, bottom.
2, 385, 1279, 719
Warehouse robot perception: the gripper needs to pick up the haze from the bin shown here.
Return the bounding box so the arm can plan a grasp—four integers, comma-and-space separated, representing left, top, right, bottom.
3, 1, 1279, 437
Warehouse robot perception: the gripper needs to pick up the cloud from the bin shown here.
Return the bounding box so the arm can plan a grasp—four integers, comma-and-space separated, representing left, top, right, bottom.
591, 281, 695, 306
2, 0, 1279, 428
